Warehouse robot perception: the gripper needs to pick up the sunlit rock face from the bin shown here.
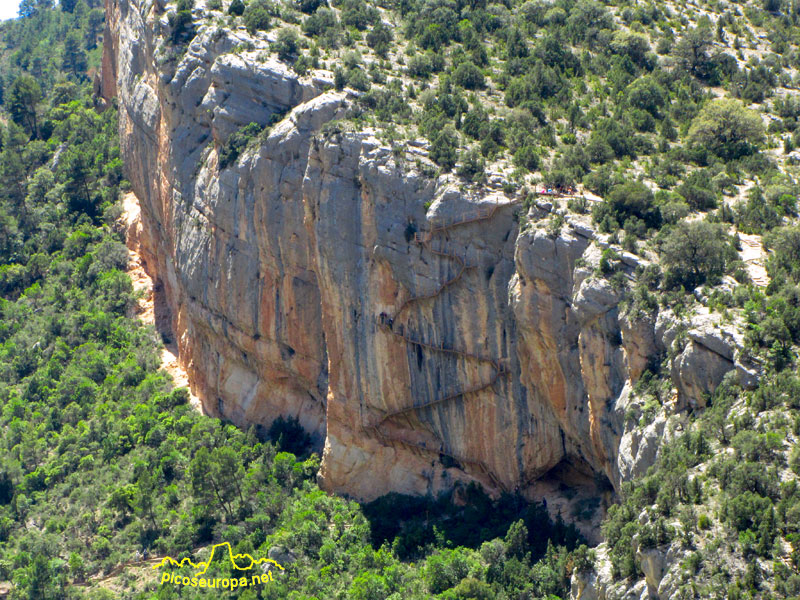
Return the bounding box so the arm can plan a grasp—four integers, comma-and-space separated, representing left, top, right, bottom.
105, 0, 756, 503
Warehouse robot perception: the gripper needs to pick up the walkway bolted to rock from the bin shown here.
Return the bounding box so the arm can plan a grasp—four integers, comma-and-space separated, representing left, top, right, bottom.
369, 199, 521, 491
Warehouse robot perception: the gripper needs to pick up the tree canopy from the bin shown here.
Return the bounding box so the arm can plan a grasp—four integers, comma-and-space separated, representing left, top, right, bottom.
688, 98, 765, 160
659, 220, 736, 288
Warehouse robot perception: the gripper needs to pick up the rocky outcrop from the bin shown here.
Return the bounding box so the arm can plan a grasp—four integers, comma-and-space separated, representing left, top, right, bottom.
104, 0, 758, 508
671, 309, 758, 408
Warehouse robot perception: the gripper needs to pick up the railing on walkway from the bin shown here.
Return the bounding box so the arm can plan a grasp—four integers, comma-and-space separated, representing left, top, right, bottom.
367, 199, 523, 492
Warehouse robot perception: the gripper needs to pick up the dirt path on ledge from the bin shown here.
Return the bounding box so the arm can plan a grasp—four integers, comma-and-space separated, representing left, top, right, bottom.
737, 231, 770, 288
121, 192, 204, 414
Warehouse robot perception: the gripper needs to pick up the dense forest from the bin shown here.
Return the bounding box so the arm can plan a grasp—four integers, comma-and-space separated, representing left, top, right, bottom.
3, 0, 800, 597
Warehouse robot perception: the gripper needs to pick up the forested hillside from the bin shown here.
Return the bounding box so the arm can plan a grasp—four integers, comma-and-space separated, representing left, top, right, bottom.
4, 0, 800, 598
0, 3, 589, 600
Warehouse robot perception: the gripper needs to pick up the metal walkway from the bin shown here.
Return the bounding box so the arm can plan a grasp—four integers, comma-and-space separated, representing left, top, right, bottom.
367, 199, 521, 490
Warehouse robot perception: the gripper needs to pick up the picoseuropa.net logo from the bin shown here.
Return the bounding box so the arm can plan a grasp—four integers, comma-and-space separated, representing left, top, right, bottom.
152, 542, 284, 590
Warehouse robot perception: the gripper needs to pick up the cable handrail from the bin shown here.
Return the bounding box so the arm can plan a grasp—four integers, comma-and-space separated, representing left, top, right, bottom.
366, 199, 521, 492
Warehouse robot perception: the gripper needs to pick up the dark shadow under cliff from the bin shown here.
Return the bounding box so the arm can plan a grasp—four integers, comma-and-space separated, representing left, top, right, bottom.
361, 483, 585, 561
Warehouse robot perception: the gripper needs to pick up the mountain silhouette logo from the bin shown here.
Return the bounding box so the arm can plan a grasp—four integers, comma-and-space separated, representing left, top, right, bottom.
153, 542, 285, 577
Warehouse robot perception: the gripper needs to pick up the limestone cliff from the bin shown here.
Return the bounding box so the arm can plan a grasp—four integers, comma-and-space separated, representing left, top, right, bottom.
103, 0, 758, 512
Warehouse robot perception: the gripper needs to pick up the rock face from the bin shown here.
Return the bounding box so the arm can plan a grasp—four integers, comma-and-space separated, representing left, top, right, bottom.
103, 0, 758, 504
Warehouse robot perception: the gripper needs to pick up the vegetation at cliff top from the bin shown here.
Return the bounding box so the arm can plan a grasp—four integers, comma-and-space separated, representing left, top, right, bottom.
194, 0, 800, 291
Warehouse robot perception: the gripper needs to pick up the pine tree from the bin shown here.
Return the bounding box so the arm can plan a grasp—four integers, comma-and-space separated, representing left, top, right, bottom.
62, 31, 87, 78
7, 76, 41, 137
18, 0, 37, 18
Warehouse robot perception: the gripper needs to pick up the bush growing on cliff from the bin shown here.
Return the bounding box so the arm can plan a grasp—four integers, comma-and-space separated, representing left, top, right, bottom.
658, 220, 736, 289
765, 225, 800, 282
733, 186, 782, 234
688, 99, 766, 160
168, 0, 195, 44
430, 125, 459, 171
593, 181, 661, 234
218, 122, 263, 169
365, 20, 392, 58
453, 61, 485, 90
244, 0, 273, 33
302, 7, 341, 46
340, 0, 380, 31
296, 0, 326, 14
675, 172, 718, 211
228, 0, 245, 16
273, 28, 300, 61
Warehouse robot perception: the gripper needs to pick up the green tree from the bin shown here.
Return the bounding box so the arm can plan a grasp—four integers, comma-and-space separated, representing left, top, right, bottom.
86, 8, 105, 49
0, 125, 29, 205
673, 27, 714, 79
505, 26, 528, 59
303, 7, 339, 39
268, 415, 310, 455
211, 446, 246, 509
765, 226, 800, 281
348, 572, 388, 600
60, 147, 94, 215
228, 0, 245, 16
0, 471, 13, 504
190, 446, 246, 520
659, 221, 735, 289
8, 76, 42, 137
677, 171, 718, 210
296, 0, 325, 14
244, 0, 272, 33
688, 99, 765, 160
168, 0, 194, 44
366, 21, 392, 58
430, 126, 459, 171
25, 554, 60, 600
68, 552, 85, 582
18, 0, 38, 18
63, 31, 87, 79
134, 464, 160, 529
453, 61, 485, 90
625, 76, 666, 116
340, 0, 378, 31
593, 181, 661, 231
334, 66, 346, 90
51, 81, 80, 105
273, 28, 300, 61
504, 519, 529, 559
610, 30, 651, 65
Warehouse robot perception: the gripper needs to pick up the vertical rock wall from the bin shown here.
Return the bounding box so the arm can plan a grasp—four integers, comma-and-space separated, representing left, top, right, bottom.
104, 0, 756, 504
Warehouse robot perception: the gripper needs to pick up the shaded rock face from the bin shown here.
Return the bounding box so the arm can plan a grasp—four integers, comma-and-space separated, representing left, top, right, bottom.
104, 0, 756, 503
511, 226, 652, 488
